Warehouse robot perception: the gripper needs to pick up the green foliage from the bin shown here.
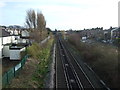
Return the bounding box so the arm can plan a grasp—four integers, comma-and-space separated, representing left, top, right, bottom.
28, 37, 54, 88
20, 51, 26, 59
27, 43, 42, 60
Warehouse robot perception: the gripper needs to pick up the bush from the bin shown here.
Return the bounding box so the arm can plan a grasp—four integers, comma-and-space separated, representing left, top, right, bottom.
20, 51, 26, 59
27, 43, 42, 60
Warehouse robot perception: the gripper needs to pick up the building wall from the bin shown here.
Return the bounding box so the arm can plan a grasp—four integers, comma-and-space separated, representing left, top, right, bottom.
3, 45, 10, 57
14, 29, 19, 35
10, 47, 25, 60
0, 48, 2, 59
0, 47, 2, 59
21, 30, 29, 37
17, 38, 27, 43
11, 36, 17, 43
2, 36, 11, 45
10, 50, 21, 60
0, 37, 3, 58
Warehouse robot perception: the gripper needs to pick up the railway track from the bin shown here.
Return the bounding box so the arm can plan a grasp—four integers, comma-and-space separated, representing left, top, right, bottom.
56, 37, 95, 89
63, 40, 110, 90
59, 40, 83, 89
55, 40, 68, 88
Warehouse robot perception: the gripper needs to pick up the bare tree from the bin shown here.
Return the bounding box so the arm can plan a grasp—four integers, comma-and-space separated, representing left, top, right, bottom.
25, 9, 46, 43
32, 10, 36, 29
37, 11, 46, 40
26, 9, 36, 30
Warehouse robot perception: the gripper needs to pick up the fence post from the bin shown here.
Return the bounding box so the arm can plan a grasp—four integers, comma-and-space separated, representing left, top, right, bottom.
14, 67, 16, 77
6, 72, 9, 84
21, 61, 23, 69
20, 62, 22, 70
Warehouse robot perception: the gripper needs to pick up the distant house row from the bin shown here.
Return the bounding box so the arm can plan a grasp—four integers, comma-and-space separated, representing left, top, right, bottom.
0, 26, 30, 60
78, 27, 120, 41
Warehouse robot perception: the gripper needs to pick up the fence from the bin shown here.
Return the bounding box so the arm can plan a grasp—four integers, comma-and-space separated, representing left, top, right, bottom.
2, 55, 29, 88
41, 36, 51, 44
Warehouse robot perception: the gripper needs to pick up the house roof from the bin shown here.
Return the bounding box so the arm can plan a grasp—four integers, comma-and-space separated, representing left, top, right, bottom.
0, 29, 11, 37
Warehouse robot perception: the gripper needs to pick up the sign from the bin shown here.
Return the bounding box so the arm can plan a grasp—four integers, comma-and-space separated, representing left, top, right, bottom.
15, 63, 21, 71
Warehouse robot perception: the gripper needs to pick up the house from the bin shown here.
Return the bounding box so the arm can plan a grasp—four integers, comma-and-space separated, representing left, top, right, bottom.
0, 27, 28, 60
9, 29, 30, 60
100, 27, 119, 41
79, 27, 120, 42
111, 27, 120, 40
21, 29, 29, 37
9, 46, 25, 60
6, 28, 20, 36
79, 28, 103, 40
1, 29, 12, 58
17, 29, 30, 45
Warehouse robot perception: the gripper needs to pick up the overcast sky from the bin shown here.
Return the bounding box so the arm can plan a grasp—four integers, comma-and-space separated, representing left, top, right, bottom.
0, 0, 119, 30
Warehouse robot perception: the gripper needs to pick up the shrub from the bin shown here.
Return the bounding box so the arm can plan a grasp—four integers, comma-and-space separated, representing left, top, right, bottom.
27, 43, 42, 60
20, 51, 26, 59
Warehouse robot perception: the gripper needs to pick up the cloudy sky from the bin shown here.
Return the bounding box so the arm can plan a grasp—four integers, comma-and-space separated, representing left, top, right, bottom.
0, 0, 119, 30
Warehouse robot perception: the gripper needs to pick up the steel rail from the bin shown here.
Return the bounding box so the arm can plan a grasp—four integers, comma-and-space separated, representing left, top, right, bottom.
59, 39, 84, 89
64, 40, 111, 90
60, 39, 95, 89
57, 40, 70, 89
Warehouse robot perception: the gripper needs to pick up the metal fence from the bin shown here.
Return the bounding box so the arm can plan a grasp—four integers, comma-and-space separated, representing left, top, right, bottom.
2, 55, 29, 87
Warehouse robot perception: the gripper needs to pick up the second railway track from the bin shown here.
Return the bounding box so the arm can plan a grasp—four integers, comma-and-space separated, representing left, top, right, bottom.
56, 37, 95, 89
